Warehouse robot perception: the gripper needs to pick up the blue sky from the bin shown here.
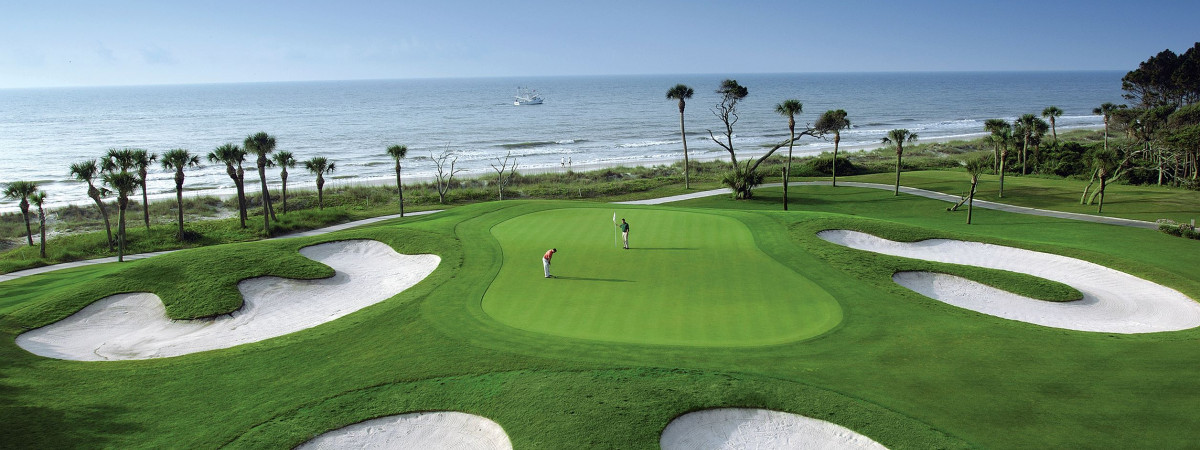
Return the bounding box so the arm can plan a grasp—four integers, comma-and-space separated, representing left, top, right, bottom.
1, 0, 1197, 88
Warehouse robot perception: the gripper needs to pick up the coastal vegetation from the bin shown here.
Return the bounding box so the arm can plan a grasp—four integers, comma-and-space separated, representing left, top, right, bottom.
5, 129, 1199, 274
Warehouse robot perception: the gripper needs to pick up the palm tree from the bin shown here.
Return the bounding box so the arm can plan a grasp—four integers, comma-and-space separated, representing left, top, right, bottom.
244, 132, 277, 235
131, 149, 157, 231
303, 157, 336, 209
160, 149, 201, 241
984, 120, 1014, 197
102, 148, 139, 236
774, 99, 803, 210
69, 160, 114, 248
1029, 117, 1050, 173
102, 170, 139, 262
1092, 148, 1121, 213
1042, 106, 1063, 144
3, 181, 39, 246
964, 156, 989, 224
1086, 103, 1125, 203
386, 144, 408, 216
1015, 114, 1038, 175
1093, 102, 1125, 154
30, 191, 48, 257
984, 118, 1009, 174
207, 144, 248, 228
666, 84, 695, 189
815, 110, 851, 187
272, 151, 297, 214
881, 129, 918, 196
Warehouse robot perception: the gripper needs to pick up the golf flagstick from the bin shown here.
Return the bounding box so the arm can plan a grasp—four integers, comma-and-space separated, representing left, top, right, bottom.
612, 212, 618, 248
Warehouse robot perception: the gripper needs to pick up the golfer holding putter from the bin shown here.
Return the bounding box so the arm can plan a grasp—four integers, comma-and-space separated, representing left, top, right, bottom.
618, 218, 630, 249
543, 248, 557, 278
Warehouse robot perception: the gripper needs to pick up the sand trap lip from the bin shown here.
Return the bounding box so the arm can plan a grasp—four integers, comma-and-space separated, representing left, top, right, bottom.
296, 411, 511, 450
818, 229, 1200, 333
661, 408, 886, 449
15, 240, 439, 360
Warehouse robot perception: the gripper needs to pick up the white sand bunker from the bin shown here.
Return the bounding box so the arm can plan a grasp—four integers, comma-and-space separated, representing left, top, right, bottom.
661, 408, 886, 449
818, 230, 1200, 333
16, 240, 439, 360
296, 411, 511, 450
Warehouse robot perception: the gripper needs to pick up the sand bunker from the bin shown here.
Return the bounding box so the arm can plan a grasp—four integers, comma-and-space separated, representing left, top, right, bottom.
661, 408, 886, 449
296, 411, 511, 449
818, 230, 1200, 333
16, 240, 439, 360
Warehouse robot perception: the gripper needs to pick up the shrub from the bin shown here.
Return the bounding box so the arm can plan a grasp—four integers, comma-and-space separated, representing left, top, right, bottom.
721, 167, 765, 199
797, 157, 858, 177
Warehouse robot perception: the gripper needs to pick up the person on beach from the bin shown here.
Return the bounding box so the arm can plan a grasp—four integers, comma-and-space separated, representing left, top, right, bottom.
618, 218, 629, 249
543, 248, 557, 278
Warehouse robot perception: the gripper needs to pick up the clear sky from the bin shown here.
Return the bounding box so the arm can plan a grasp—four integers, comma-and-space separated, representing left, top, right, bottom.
2, 0, 1197, 88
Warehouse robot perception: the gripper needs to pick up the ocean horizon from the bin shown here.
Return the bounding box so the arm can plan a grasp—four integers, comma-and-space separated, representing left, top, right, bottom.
0, 71, 1125, 213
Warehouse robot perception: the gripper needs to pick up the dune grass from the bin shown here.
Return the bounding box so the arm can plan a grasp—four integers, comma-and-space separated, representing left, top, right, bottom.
3, 188, 1200, 448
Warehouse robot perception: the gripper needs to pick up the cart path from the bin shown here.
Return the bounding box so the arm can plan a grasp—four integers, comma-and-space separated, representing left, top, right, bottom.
617, 181, 1158, 229
0, 182, 1157, 282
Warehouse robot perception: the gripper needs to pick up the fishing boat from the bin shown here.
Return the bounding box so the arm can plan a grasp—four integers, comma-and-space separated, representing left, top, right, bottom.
514, 87, 543, 105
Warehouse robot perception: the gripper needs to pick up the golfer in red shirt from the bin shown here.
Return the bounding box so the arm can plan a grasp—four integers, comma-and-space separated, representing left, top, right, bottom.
543, 248, 557, 278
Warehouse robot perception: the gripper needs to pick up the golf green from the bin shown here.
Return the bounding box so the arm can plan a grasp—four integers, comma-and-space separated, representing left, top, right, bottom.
482, 207, 843, 346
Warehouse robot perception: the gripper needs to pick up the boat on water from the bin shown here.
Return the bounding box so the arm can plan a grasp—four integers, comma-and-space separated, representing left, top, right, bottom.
514, 87, 543, 105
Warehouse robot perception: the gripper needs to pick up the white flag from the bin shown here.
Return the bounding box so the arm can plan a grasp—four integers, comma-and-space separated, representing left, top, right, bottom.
612, 212, 616, 225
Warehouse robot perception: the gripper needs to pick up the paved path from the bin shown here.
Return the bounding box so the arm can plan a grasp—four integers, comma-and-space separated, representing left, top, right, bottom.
0, 182, 1159, 282
0, 210, 441, 283
618, 181, 1158, 230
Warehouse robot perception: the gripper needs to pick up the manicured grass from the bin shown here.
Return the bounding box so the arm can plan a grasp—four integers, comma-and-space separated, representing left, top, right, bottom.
483, 206, 842, 346
3, 191, 1200, 448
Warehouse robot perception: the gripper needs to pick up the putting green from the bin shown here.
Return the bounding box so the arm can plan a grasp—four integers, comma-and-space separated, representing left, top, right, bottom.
482, 207, 842, 346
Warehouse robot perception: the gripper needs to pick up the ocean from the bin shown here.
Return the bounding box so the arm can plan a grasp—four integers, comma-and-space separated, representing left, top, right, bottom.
0, 72, 1125, 212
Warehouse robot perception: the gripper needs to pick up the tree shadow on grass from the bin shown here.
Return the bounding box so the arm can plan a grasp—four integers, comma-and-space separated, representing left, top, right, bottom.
0, 344, 144, 448
626, 247, 696, 251
554, 276, 633, 283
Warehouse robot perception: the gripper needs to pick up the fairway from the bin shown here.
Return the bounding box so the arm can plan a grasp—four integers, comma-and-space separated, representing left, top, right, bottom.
482, 207, 843, 346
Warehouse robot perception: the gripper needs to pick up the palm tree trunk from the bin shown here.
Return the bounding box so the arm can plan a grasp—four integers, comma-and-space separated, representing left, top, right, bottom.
1081, 169, 1097, 204
141, 177, 150, 231
894, 150, 902, 196
317, 176, 325, 209
234, 165, 248, 228
21, 207, 33, 246
1021, 136, 1028, 175
395, 162, 405, 216
832, 133, 840, 187
679, 110, 690, 190
998, 151, 1007, 198
38, 205, 47, 258
784, 129, 794, 211
280, 170, 289, 214
967, 179, 977, 224
1098, 176, 1107, 213
117, 204, 127, 262
258, 164, 271, 236
175, 173, 185, 241
1051, 117, 1057, 144
97, 201, 113, 249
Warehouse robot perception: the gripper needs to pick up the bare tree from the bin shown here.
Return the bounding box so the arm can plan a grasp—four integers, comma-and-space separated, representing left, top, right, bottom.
432, 149, 465, 204
490, 151, 519, 200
